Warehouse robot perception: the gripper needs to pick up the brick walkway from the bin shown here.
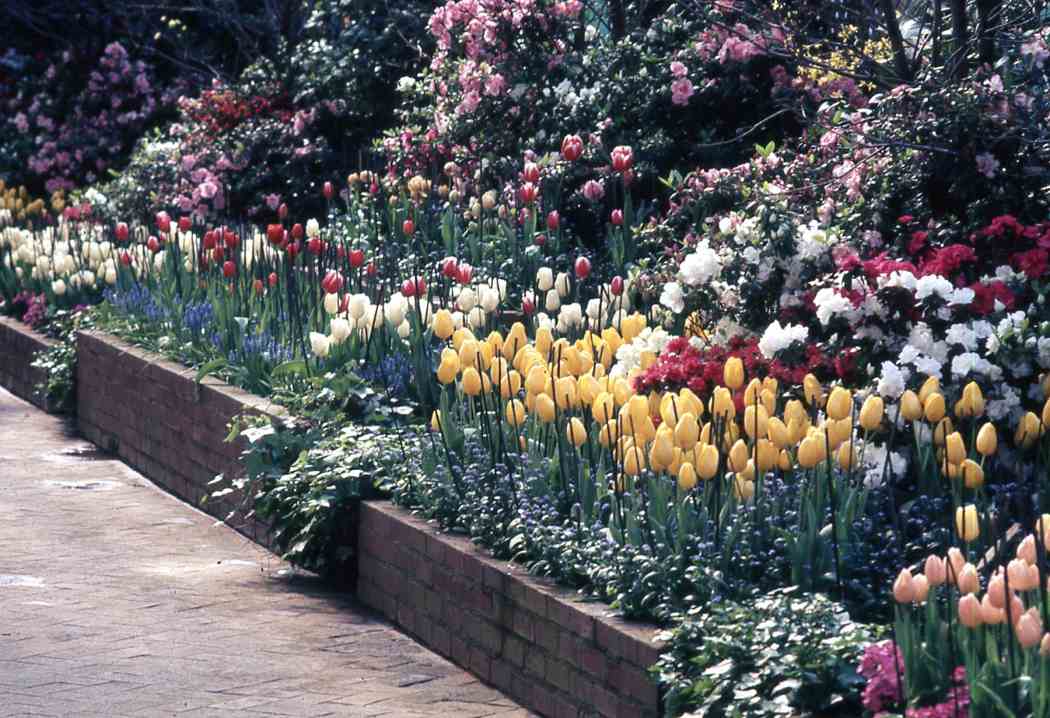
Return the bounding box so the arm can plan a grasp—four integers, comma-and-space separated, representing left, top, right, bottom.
0, 387, 532, 717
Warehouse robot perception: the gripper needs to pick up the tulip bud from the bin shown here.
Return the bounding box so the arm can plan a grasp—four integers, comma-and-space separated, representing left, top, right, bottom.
1015, 608, 1043, 648
958, 594, 982, 628
924, 392, 946, 423
560, 134, 583, 162
945, 431, 966, 465
976, 422, 997, 456
430, 410, 443, 432
432, 309, 455, 340
956, 504, 980, 542
924, 555, 946, 586
574, 256, 591, 280
697, 444, 719, 479
505, 399, 526, 427
826, 387, 852, 421
899, 390, 922, 421
723, 357, 745, 390
960, 458, 984, 489
957, 562, 980, 593
797, 435, 826, 469
677, 463, 697, 492
859, 395, 883, 431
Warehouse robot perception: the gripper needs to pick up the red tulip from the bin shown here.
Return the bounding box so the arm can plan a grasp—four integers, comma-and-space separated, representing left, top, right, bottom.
336, 245, 346, 260
340, 294, 351, 313
120, 250, 131, 266
610, 209, 624, 226
574, 256, 591, 280
522, 296, 535, 315
178, 216, 191, 233
366, 261, 377, 277
267, 224, 284, 245
147, 236, 160, 253
456, 263, 473, 284
278, 203, 289, 220
349, 249, 365, 268
268, 271, 279, 287
622, 169, 634, 187
212, 246, 224, 264
403, 219, 415, 236
203, 230, 217, 250
610, 275, 624, 296
287, 242, 300, 260
519, 182, 538, 204
222, 260, 236, 278
561, 134, 583, 162
610, 145, 634, 172
523, 162, 541, 183
534, 233, 546, 247
323, 181, 334, 200
441, 257, 459, 278
546, 211, 560, 231
115, 222, 129, 243
401, 278, 416, 297
321, 270, 345, 295
253, 278, 264, 295
291, 223, 304, 240
307, 237, 323, 255
223, 229, 238, 249
155, 211, 171, 233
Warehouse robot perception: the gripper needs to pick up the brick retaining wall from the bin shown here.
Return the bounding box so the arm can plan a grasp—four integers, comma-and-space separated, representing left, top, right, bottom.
357, 501, 662, 718
0, 316, 56, 411
75, 330, 285, 546
0, 327, 664, 717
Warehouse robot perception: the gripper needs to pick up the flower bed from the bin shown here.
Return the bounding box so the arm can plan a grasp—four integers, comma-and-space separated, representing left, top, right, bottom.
0, 316, 57, 411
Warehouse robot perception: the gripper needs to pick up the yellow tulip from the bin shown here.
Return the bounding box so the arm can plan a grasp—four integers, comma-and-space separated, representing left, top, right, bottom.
598, 421, 620, 447
432, 309, 455, 340
711, 386, 736, 420
826, 418, 852, 450
650, 431, 675, 471
777, 449, 792, 471
627, 394, 650, 426
742, 378, 762, 407
578, 374, 602, 405
1043, 397, 1050, 429
859, 395, 884, 431
535, 326, 553, 357
759, 388, 776, 416
697, 444, 720, 479
837, 440, 858, 471
932, 417, 954, 446
674, 412, 700, 449
525, 365, 548, 395
797, 435, 826, 468
976, 423, 997, 456
555, 376, 578, 410
723, 357, 745, 390
767, 417, 791, 449
803, 373, 824, 407
592, 392, 615, 424
566, 418, 587, 447
924, 392, 946, 423
679, 388, 704, 418
505, 399, 526, 427
477, 340, 494, 369
535, 393, 557, 423
728, 439, 749, 473
462, 367, 483, 396
612, 378, 632, 407
503, 322, 528, 359
430, 410, 443, 432
960, 459, 984, 489
755, 438, 778, 472
918, 376, 940, 404
1015, 411, 1042, 449
955, 504, 980, 543
459, 339, 479, 369
677, 463, 697, 491
743, 404, 769, 440
623, 446, 644, 476
945, 431, 966, 465
734, 476, 755, 502
899, 390, 923, 421
826, 386, 852, 421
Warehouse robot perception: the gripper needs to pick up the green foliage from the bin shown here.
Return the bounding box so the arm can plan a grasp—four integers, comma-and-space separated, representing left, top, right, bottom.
655, 588, 877, 718
30, 308, 92, 412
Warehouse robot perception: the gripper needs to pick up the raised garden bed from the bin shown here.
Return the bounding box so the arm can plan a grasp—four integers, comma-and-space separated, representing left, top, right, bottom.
0, 327, 663, 718
0, 316, 57, 412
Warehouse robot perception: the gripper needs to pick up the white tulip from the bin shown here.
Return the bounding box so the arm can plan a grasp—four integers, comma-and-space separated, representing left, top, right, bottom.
545, 288, 561, 313
555, 271, 571, 297
348, 293, 370, 320
480, 287, 500, 313
536, 267, 554, 291
385, 297, 407, 326
330, 318, 352, 344
323, 292, 340, 315
52, 279, 66, 296
397, 320, 411, 338
468, 306, 487, 329
104, 266, 118, 285
451, 311, 464, 330
309, 332, 331, 358
457, 287, 477, 312
306, 218, 321, 237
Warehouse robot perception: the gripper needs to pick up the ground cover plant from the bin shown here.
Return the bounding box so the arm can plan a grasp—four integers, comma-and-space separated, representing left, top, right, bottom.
4, 1, 1050, 715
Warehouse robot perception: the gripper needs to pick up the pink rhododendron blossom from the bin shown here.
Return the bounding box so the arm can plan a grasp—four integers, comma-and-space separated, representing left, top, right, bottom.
671, 77, 695, 106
